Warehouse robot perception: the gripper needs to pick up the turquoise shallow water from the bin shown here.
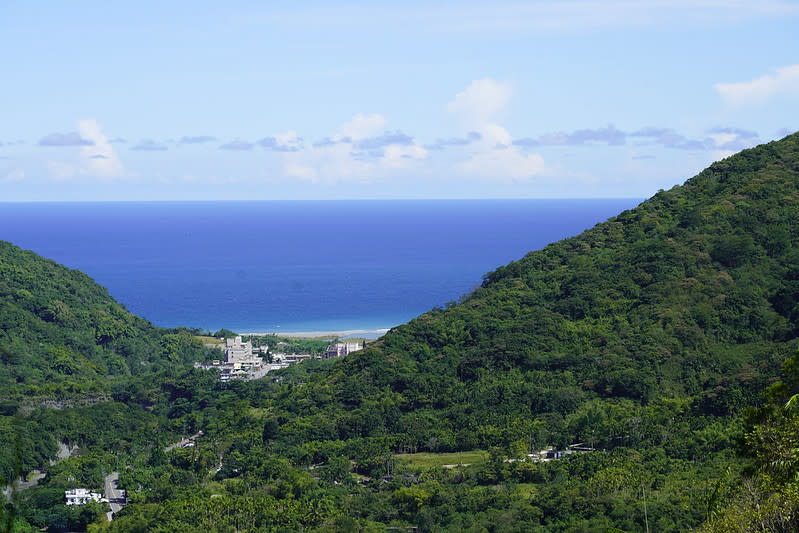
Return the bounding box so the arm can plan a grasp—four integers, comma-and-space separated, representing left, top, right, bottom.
0, 199, 641, 332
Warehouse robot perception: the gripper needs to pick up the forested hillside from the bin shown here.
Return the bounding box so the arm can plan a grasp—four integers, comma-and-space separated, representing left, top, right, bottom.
3, 132, 799, 532
340, 129, 799, 435
0, 241, 214, 530
0, 241, 213, 399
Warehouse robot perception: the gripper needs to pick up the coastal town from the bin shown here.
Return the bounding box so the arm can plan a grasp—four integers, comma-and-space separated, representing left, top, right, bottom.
196, 335, 364, 381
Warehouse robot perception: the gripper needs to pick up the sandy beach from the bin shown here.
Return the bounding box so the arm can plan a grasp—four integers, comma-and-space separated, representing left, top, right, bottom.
241, 328, 391, 339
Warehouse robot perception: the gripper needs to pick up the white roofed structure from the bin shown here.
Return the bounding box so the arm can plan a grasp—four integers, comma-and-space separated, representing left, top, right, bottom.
65, 488, 104, 505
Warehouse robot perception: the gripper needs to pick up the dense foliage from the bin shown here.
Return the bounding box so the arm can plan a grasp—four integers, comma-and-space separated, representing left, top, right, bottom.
2, 132, 799, 531
0, 241, 217, 400
699, 350, 799, 532
0, 241, 215, 511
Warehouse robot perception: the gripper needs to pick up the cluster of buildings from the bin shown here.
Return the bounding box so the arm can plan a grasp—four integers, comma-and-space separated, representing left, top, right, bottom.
197, 336, 364, 381
196, 336, 270, 381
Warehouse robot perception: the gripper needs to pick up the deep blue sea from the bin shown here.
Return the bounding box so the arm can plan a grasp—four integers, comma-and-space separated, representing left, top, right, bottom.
0, 200, 641, 333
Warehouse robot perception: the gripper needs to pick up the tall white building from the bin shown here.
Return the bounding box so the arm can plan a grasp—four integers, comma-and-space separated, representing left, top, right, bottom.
225, 336, 253, 364
223, 336, 263, 371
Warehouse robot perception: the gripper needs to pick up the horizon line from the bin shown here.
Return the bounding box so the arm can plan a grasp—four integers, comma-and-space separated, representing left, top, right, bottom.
0, 197, 647, 204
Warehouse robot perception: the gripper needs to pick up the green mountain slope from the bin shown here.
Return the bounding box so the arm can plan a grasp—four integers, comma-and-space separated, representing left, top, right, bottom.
0, 241, 215, 493
0, 241, 153, 396
312, 131, 799, 444
0, 241, 209, 399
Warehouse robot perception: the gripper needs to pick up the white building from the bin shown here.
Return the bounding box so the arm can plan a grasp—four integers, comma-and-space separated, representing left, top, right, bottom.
65, 488, 104, 505
325, 342, 362, 359
225, 336, 254, 363
224, 336, 264, 366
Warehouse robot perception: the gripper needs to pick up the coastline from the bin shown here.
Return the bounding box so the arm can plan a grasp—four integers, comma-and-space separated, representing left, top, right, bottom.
241, 328, 391, 339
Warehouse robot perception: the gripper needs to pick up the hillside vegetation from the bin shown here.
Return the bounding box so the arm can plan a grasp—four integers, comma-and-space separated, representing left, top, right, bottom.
2, 132, 799, 532
0, 242, 214, 399
337, 130, 799, 441
0, 241, 213, 516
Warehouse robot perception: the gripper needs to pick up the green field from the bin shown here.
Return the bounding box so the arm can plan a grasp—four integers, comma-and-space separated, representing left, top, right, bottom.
395, 450, 489, 469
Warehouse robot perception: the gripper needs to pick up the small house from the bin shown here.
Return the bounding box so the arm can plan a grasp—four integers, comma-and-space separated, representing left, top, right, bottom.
65, 488, 104, 505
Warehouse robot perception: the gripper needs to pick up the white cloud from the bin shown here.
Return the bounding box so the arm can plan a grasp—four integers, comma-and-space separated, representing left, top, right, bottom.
481, 123, 513, 147
279, 86, 546, 183
447, 78, 512, 127
44, 120, 126, 180
460, 150, 546, 180
283, 141, 375, 183
281, 113, 429, 182
78, 119, 125, 178
448, 81, 546, 180
715, 64, 799, 107
335, 113, 387, 141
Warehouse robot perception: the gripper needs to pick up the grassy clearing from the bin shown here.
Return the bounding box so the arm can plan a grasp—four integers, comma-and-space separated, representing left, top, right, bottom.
196, 336, 224, 344
395, 450, 489, 469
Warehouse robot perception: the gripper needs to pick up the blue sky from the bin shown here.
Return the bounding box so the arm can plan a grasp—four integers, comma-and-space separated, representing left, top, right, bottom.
1, 1, 797, 201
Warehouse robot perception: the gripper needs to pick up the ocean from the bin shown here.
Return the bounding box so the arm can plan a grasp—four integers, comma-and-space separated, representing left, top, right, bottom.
0, 200, 641, 334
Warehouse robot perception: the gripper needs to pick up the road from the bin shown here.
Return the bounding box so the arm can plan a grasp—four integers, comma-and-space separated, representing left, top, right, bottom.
104, 472, 125, 521
101, 431, 204, 520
